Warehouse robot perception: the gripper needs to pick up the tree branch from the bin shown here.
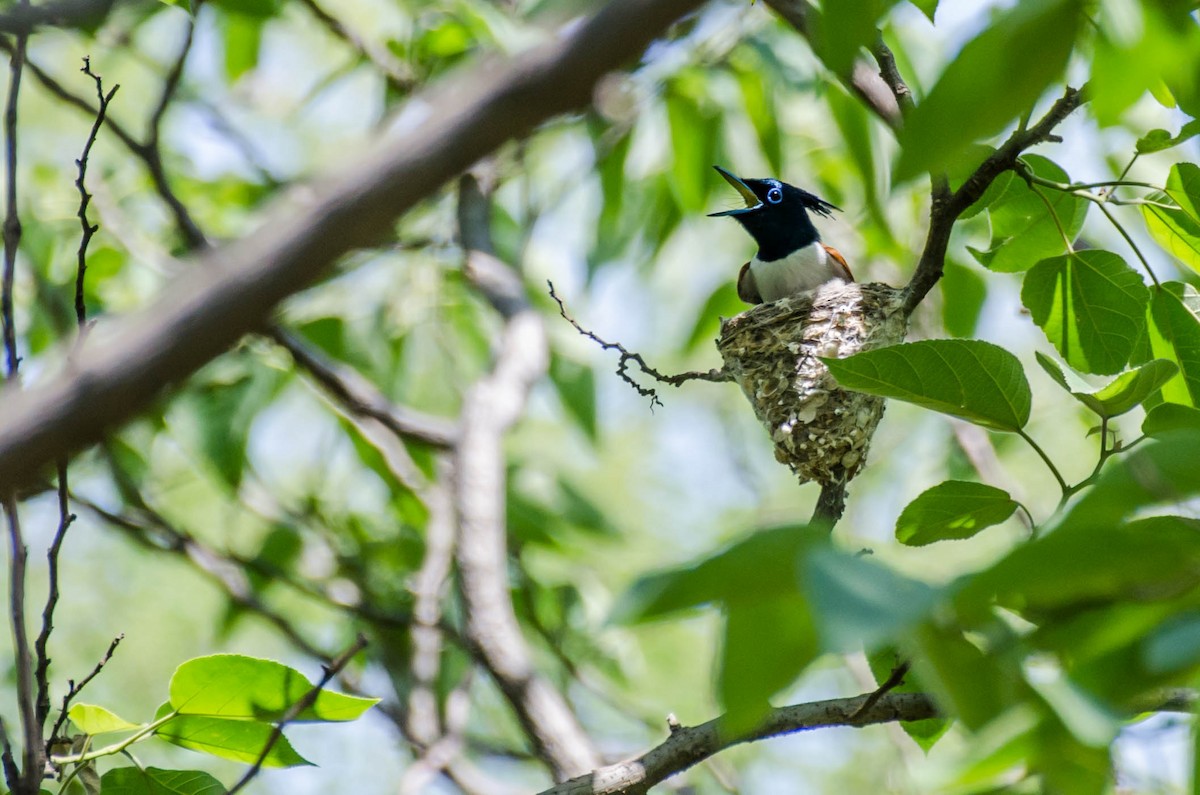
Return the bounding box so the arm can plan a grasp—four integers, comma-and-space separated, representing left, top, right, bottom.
454, 174, 600, 780
547, 280, 730, 409
901, 86, 1083, 315
0, 0, 115, 35
0, 0, 705, 493
538, 691, 939, 795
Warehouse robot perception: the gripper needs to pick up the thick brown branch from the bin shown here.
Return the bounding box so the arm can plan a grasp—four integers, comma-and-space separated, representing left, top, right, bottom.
538, 691, 939, 795
0, 0, 705, 493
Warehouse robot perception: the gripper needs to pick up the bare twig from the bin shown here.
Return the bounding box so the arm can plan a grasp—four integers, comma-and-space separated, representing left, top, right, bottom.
455, 175, 599, 780
869, 37, 912, 117
4, 498, 38, 795
296, 0, 416, 94
0, 0, 706, 492
34, 462, 74, 734
47, 634, 122, 747
547, 280, 730, 409
73, 57, 118, 327
538, 691, 939, 795
0, 716, 18, 793
226, 633, 369, 795
1, 33, 24, 379
266, 326, 457, 448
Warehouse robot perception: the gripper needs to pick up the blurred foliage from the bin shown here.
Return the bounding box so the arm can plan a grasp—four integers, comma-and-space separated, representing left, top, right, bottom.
5, 0, 1200, 793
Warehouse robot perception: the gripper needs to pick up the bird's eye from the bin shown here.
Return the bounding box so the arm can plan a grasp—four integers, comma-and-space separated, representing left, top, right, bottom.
766, 187, 783, 204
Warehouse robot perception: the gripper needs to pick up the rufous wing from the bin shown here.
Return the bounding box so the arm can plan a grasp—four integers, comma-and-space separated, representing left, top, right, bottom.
737, 261, 763, 305
821, 243, 854, 282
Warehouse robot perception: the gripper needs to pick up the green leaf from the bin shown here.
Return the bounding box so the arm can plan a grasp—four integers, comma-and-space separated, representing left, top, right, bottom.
941, 259, 987, 338
1038, 353, 1177, 419
1142, 613, 1200, 675
813, 0, 901, 78
1142, 283, 1200, 406
169, 654, 377, 722
1136, 120, 1200, 154
822, 339, 1031, 431
1142, 402, 1200, 437
156, 0, 195, 13
68, 703, 139, 735
803, 549, 939, 651
665, 79, 718, 212
220, 12, 264, 82
895, 0, 1084, 180
733, 57, 782, 174
1021, 250, 1149, 375
959, 514, 1200, 616
718, 594, 818, 733
155, 713, 311, 768
908, 0, 937, 23
895, 481, 1019, 546
912, 622, 1018, 730
612, 525, 826, 623
1143, 163, 1200, 274
970, 155, 1089, 273
1061, 432, 1200, 530
684, 281, 743, 353
867, 648, 950, 751
549, 354, 597, 442
100, 767, 227, 795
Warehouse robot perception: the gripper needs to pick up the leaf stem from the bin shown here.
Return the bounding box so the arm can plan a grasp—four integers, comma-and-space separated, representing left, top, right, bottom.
1016, 428, 1068, 496
50, 710, 178, 765
1095, 200, 1160, 286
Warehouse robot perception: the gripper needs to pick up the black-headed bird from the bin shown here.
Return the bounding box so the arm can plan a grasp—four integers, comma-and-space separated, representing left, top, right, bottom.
709, 166, 853, 304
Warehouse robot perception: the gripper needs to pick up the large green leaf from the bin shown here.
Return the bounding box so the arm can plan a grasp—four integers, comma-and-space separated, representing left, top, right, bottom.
1060, 432, 1200, 530
812, 0, 901, 78
718, 594, 819, 733
100, 767, 227, 795
1142, 283, 1200, 407
1143, 163, 1200, 274
895, 0, 1084, 179
971, 156, 1089, 273
612, 525, 825, 622
156, 711, 311, 768
1021, 251, 1149, 375
1142, 402, 1200, 437
169, 654, 377, 722
803, 549, 939, 651
958, 514, 1200, 616
1037, 353, 1177, 419
895, 480, 1019, 546
911, 622, 1020, 730
822, 339, 1031, 431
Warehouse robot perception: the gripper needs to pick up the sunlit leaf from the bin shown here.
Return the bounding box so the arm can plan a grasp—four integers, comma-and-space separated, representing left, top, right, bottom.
1141, 283, 1200, 406
1037, 353, 1177, 419
895, 481, 1019, 546
823, 339, 1031, 431
68, 704, 139, 735
1143, 163, 1200, 274
169, 654, 377, 722
1021, 250, 1149, 375
156, 711, 311, 768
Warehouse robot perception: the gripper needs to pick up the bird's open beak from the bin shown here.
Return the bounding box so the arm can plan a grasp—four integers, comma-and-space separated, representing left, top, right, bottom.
708, 166, 761, 216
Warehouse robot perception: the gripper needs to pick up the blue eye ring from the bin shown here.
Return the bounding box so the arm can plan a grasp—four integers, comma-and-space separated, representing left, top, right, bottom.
766, 187, 783, 204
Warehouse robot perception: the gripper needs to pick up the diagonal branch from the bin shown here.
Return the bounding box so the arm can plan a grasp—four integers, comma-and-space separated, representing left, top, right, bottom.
538, 691, 939, 795
0, 0, 706, 493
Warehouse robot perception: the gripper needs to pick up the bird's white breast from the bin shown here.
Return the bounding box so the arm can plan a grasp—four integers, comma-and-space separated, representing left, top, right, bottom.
750, 242, 845, 302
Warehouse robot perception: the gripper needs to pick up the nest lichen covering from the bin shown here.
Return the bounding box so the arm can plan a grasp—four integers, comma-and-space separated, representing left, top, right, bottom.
717, 281, 908, 487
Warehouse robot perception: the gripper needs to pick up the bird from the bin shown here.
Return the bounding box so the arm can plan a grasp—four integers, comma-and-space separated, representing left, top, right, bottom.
709, 166, 853, 304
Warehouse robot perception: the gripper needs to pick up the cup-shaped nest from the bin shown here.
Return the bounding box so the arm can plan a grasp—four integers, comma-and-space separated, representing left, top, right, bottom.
717, 282, 908, 487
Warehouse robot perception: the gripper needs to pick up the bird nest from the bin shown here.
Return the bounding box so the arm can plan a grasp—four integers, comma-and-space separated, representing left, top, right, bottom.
717, 282, 908, 487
